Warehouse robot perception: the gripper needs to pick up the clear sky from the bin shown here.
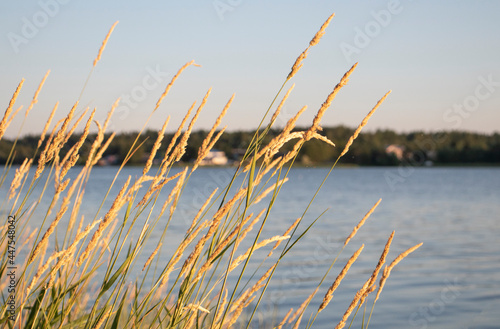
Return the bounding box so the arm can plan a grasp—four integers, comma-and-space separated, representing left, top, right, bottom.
1, 1, 499, 138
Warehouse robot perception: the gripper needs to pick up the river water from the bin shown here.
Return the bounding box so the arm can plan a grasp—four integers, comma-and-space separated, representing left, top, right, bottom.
2, 165, 499, 328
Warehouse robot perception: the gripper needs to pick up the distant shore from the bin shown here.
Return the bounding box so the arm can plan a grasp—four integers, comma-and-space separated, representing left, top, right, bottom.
2, 126, 499, 166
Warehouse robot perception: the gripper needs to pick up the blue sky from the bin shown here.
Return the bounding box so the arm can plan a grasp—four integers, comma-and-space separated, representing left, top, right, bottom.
1, 1, 499, 138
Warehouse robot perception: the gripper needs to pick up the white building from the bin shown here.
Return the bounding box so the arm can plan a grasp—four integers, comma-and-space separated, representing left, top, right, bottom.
385, 144, 404, 160
199, 149, 228, 166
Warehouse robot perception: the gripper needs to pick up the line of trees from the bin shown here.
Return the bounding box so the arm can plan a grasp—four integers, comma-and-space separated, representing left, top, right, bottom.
1, 126, 499, 166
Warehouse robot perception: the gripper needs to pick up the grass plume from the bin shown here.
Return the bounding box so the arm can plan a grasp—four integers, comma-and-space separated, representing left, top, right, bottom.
0, 13, 421, 329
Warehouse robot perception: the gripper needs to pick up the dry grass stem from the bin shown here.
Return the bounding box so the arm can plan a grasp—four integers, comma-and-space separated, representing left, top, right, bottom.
318, 244, 364, 312
0, 78, 25, 140
143, 116, 170, 175
375, 242, 423, 302
359, 281, 377, 306
193, 126, 227, 171
93, 21, 119, 67
9, 158, 32, 200
101, 219, 119, 253
25, 70, 50, 117
368, 231, 395, 288
191, 126, 227, 172
269, 84, 295, 127
82, 101, 117, 165
26, 250, 66, 294
263, 131, 304, 164
58, 110, 95, 183
76, 108, 95, 146
253, 177, 288, 204
184, 303, 210, 314
50, 219, 100, 275
162, 189, 218, 284
180, 188, 247, 277
214, 289, 228, 325
84, 120, 103, 167
229, 235, 290, 272
283, 106, 308, 137
167, 167, 188, 216
28, 203, 69, 264
268, 216, 302, 257
203, 94, 233, 149
34, 125, 57, 180
92, 132, 116, 166
275, 139, 305, 174
37, 102, 58, 148
225, 264, 277, 327
194, 94, 233, 169
143, 243, 162, 271
18, 228, 38, 253
387, 242, 423, 271
138, 169, 185, 208
311, 132, 335, 146
340, 90, 391, 157
245, 105, 307, 172
50, 101, 78, 160
68, 180, 87, 232
5, 106, 23, 128
161, 101, 196, 168
310, 13, 335, 46
277, 308, 293, 329
261, 103, 308, 163
305, 63, 358, 141
55, 178, 70, 195
287, 13, 334, 80
230, 264, 277, 314
193, 212, 254, 283
78, 176, 131, 265
335, 283, 369, 329
289, 286, 319, 326
172, 89, 210, 162
63, 107, 89, 146
186, 188, 218, 234
288, 51, 307, 81
126, 175, 154, 199
344, 198, 382, 246
153, 60, 200, 112
183, 312, 196, 329
93, 309, 113, 329
103, 98, 119, 132
76, 214, 85, 237
232, 208, 266, 253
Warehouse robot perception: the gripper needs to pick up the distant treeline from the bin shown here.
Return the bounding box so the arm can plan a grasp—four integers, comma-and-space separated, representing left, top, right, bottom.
1, 126, 500, 166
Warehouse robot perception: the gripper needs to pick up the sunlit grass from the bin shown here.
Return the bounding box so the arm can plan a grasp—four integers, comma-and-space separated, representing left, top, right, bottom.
0, 15, 421, 329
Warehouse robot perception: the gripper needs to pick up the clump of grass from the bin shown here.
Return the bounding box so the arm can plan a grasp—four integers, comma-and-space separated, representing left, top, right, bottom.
0, 15, 421, 329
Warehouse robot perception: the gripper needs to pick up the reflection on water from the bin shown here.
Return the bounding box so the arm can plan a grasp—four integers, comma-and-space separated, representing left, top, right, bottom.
2, 166, 499, 328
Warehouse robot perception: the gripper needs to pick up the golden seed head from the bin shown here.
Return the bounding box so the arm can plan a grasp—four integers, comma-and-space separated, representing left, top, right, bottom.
318, 244, 364, 312
93, 21, 119, 67
309, 13, 335, 47
0, 78, 25, 140
25, 70, 50, 117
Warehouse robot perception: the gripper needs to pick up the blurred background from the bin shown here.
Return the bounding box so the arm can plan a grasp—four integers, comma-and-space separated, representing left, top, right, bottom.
1, 0, 499, 138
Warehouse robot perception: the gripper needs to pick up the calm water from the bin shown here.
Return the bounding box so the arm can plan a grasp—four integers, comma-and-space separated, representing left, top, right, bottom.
2, 166, 499, 328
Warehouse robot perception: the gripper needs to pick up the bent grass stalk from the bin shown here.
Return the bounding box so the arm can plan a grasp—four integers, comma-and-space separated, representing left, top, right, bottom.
0, 12, 423, 329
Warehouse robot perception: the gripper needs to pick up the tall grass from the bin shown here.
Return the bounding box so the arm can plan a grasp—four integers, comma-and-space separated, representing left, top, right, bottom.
0, 15, 421, 329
